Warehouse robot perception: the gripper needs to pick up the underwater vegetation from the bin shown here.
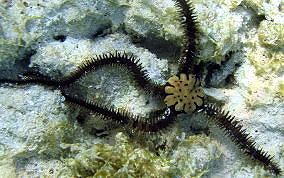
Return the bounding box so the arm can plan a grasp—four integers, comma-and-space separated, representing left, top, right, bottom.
65, 132, 174, 177
0, 0, 283, 177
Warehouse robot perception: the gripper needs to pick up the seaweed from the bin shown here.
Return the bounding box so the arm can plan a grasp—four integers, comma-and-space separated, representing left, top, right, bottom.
0, 0, 282, 176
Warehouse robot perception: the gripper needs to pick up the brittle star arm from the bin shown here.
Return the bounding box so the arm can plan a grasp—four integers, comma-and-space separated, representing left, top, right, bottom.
58, 51, 165, 97
173, 0, 199, 74
0, 52, 165, 97
60, 88, 178, 133
200, 104, 281, 175
164, 73, 282, 175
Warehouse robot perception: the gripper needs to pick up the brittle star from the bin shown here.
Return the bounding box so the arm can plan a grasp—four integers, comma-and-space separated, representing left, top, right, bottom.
0, 0, 281, 175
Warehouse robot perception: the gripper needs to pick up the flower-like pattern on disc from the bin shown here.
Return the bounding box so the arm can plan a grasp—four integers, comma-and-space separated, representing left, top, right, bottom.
164, 73, 204, 113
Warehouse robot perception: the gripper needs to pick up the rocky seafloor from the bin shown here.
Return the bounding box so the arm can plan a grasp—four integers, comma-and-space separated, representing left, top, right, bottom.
0, 0, 283, 177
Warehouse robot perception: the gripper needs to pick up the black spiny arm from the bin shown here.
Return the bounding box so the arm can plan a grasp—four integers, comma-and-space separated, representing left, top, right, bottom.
61, 89, 177, 133
173, 0, 199, 74
0, 52, 165, 97
58, 51, 165, 97
201, 104, 281, 175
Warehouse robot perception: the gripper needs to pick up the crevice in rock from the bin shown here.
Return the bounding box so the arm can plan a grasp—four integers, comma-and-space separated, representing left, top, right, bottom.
204, 51, 243, 88
53, 35, 67, 42
0, 49, 37, 79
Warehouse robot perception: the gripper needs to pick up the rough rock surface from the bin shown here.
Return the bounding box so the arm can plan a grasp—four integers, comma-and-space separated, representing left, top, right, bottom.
0, 0, 283, 177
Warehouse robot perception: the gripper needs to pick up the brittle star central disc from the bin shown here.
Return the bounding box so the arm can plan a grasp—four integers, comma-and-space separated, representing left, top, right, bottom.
164, 73, 204, 112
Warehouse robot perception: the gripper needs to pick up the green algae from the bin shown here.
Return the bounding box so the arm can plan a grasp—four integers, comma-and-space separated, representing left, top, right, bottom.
258, 21, 284, 48
242, 0, 284, 23
242, 0, 264, 13
243, 12, 284, 102
61, 133, 221, 177
0, 145, 17, 178
279, 82, 284, 98
124, 0, 183, 46
170, 135, 222, 177
0, 0, 282, 176
217, 0, 242, 9
34, 120, 79, 158
0, 0, 124, 66
0, 160, 17, 178
246, 45, 284, 75
106, 0, 131, 8
244, 42, 283, 101
65, 132, 174, 177
190, 0, 242, 64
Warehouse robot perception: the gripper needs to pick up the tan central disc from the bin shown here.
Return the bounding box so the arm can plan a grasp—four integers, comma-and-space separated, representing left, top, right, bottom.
164, 73, 204, 112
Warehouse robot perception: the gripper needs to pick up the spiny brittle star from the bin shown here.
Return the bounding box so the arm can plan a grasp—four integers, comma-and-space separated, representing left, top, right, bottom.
0, 0, 281, 175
